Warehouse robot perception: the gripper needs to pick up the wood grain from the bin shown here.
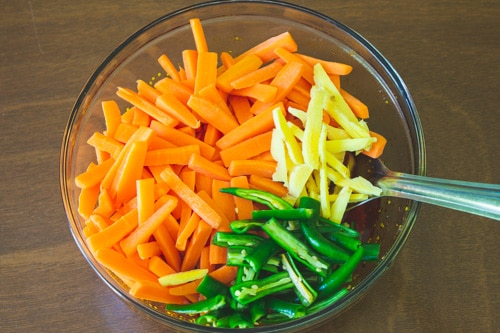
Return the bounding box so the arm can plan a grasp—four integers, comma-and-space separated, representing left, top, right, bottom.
1, 1, 498, 332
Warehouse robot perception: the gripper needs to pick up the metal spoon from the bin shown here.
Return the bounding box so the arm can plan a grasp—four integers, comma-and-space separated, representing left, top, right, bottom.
348, 156, 500, 220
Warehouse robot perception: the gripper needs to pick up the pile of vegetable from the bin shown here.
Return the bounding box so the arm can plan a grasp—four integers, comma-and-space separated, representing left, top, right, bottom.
74, 18, 386, 328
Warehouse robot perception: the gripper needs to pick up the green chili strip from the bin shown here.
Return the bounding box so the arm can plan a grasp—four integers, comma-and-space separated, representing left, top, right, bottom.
361, 243, 380, 262
266, 298, 306, 319
318, 217, 361, 238
245, 237, 281, 272
230, 271, 294, 305
263, 218, 330, 277
166, 294, 226, 314
252, 208, 314, 221
324, 231, 362, 252
229, 219, 265, 234
220, 187, 292, 210
196, 274, 229, 298
228, 312, 254, 328
281, 253, 317, 307
212, 231, 264, 247
307, 288, 349, 314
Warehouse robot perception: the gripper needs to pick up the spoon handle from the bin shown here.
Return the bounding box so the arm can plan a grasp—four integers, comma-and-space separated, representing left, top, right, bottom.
378, 172, 500, 220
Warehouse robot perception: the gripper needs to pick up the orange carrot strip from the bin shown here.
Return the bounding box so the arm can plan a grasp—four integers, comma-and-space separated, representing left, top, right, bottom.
102, 100, 122, 138
137, 79, 162, 104
181, 219, 213, 271
219, 130, 273, 167
83, 222, 99, 238
200, 245, 214, 272
189, 18, 208, 53
148, 136, 177, 150
209, 229, 228, 266
160, 166, 222, 229
228, 159, 277, 178
230, 176, 254, 220
295, 53, 353, 75
197, 190, 231, 232
195, 172, 213, 195
87, 132, 124, 160
211, 179, 236, 223
121, 107, 135, 124
92, 188, 115, 218
78, 184, 100, 219
148, 255, 176, 277
274, 47, 314, 84
168, 279, 202, 296
89, 213, 111, 231
176, 212, 200, 252
220, 51, 235, 69
144, 145, 201, 166
340, 88, 370, 119
153, 223, 181, 272
194, 51, 218, 94
330, 74, 341, 90
94, 247, 158, 283
187, 94, 239, 135
216, 54, 263, 93
228, 95, 253, 124
249, 174, 289, 198
230, 60, 283, 90
235, 31, 298, 63
149, 120, 216, 160
137, 241, 161, 260
113, 123, 139, 144
156, 92, 201, 129
131, 107, 151, 127
136, 178, 155, 225
208, 265, 239, 285
75, 157, 115, 189
286, 89, 310, 109
188, 153, 231, 181
116, 87, 179, 127
157, 54, 181, 82
182, 49, 198, 81
203, 124, 222, 147
362, 131, 387, 159
120, 196, 178, 257
216, 103, 283, 150
231, 83, 278, 103
130, 280, 187, 304
154, 77, 193, 105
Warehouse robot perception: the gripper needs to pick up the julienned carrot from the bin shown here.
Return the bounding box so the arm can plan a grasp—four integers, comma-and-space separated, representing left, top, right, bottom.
340, 88, 369, 119
78, 184, 100, 219
144, 145, 201, 166
113, 123, 139, 144
137, 241, 161, 260
194, 51, 218, 94
182, 49, 198, 81
249, 174, 289, 198
273, 47, 314, 85
230, 176, 254, 220
295, 53, 353, 75
230, 61, 284, 90
196, 190, 231, 232
131, 107, 151, 127
75, 157, 115, 189
130, 280, 187, 304
188, 153, 231, 181
95, 247, 158, 283
198, 83, 236, 120
200, 246, 214, 272
189, 18, 208, 53
148, 255, 176, 277
181, 219, 213, 271
93, 188, 115, 218
156, 92, 201, 129
216, 54, 263, 93
168, 279, 202, 296
158, 54, 181, 82
154, 223, 181, 272
361, 131, 387, 158
203, 124, 222, 147
219, 130, 273, 167
120, 195, 178, 257
211, 179, 236, 224
87, 132, 123, 160
160, 166, 222, 229
154, 77, 193, 105
228, 95, 253, 124
137, 80, 162, 104
113, 140, 148, 204
187, 94, 239, 135
235, 31, 298, 63
136, 178, 155, 224
228, 159, 277, 178
231, 83, 278, 103
220, 51, 235, 69
87, 208, 138, 253
208, 264, 238, 285
176, 212, 200, 252
102, 100, 122, 138
216, 103, 283, 150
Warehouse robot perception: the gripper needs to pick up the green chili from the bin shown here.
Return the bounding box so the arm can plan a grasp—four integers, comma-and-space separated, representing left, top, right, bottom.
196, 274, 229, 298
318, 216, 361, 238
245, 237, 281, 272
252, 208, 314, 221
307, 288, 349, 314
324, 231, 362, 253
263, 217, 330, 277
281, 252, 317, 307
229, 219, 265, 234
212, 231, 264, 248
166, 294, 227, 314
250, 299, 267, 324
230, 271, 294, 305
317, 246, 364, 300
361, 243, 380, 262
266, 298, 306, 319
226, 246, 253, 267
228, 312, 254, 328
220, 187, 292, 210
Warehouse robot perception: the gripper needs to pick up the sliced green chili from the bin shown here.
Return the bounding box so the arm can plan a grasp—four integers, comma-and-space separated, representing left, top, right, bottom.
196, 274, 229, 298
281, 252, 317, 307
317, 246, 364, 300
230, 271, 294, 305
220, 187, 292, 210
361, 243, 380, 262
263, 217, 330, 277
226, 246, 253, 267
318, 216, 360, 238
212, 231, 264, 248
266, 298, 306, 319
245, 237, 281, 272
228, 312, 254, 328
323, 231, 362, 252
250, 298, 267, 324
252, 208, 314, 221
229, 219, 265, 234
307, 288, 349, 314
166, 294, 227, 314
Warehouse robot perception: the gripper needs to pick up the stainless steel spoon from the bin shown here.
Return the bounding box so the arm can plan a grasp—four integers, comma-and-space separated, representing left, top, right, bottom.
349, 156, 500, 220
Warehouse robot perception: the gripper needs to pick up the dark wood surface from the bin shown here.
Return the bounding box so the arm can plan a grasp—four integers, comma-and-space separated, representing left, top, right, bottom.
1, 1, 498, 332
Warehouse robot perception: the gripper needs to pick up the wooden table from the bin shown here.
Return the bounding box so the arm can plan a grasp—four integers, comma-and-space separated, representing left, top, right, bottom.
1, 1, 498, 332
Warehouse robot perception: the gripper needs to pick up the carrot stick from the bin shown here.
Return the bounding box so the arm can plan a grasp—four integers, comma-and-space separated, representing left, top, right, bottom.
94, 247, 158, 283
153, 223, 181, 272
220, 51, 235, 69
121, 107, 135, 124
148, 255, 176, 277
78, 184, 100, 219
203, 124, 222, 147
340, 88, 370, 119
235, 31, 298, 63
189, 18, 208, 53
211, 179, 236, 223
194, 51, 218, 94
144, 145, 201, 166
295, 53, 353, 75
216, 102, 283, 150
113, 123, 139, 144
137, 241, 161, 260
196, 190, 231, 232
231, 83, 278, 103
198, 83, 236, 120
228, 159, 277, 178
154, 77, 193, 105
155, 92, 201, 129
199, 246, 214, 272
249, 174, 289, 198
188, 153, 231, 181
361, 131, 387, 158
120, 195, 178, 257
131, 107, 151, 127
160, 166, 222, 229
136, 178, 155, 225
216, 54, 263, 93
116, 87, 178, 127
194, 172, 213, 195
157, 54, 181, 82
168, 279, 202, 296
86, 132, 123, 161
187, 94, 239, 135
228, 95, 253, 124
181, 219, 213, 271
208, 265, 239, 285
92, 188, 115, 218
182, 49, 198, 81
102, 100, 122, 138
130, 280, 187, 304
89, 214, 111, 231
149, 120, 216, 160
230, 176, 254, 220
148, 136, 177, 150
230, 60, 283, 90
176, 212, 200, 252
273, 47, 314, 84
219, 130, 273, 167
136, 79, 162, 104
209, 231, 228, 266
75, 157, 115, 189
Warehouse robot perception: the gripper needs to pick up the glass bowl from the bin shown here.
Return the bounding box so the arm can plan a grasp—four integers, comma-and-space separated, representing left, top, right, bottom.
60, 0, 425, 331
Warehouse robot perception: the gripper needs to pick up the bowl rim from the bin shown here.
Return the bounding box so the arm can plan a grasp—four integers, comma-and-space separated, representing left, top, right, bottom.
60, 0, 426, 331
